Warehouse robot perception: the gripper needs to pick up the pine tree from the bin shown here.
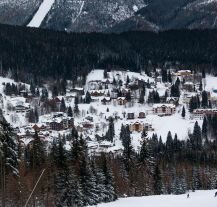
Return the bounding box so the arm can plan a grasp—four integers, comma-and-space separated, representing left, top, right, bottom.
170, 83, 180, 97
28, 109, 36, 123
166, 131, 173, 154
154, 91, 160, 103
52, 85, 59, 97
101, 154, 117, 202
191, 121, 202, 150
168, 71, 172, 83
77, 137, 99, 206
153, 164, 163, 195
30, 131, 45, 169
0, 112, 19, 206
67, 106, 73, 117
53, 139, 70, 206
201, 91, 208, 108
60, 79, 67, 95
208, 100, 212, 108
192, 167, 202, 190
85, 91, 92, 104
181, 106, 186, 118
189, 96, 199, 113
80, 157, 99, 206
162, 69, 168, 82
36, 88, 40, 97
126, 75, 130, 85
41, 87, 48, 101
199, 81, 203, 91
119, 124, 125, 143
202, 116, 208, 139
202, 69, 206, 79
103, 69, 108, 79
67, 177, 84, 207
139, 131, 154, 169
104, 117, 115, 142
34, 107, 39, 123
122, 126, 133, 172
30, 82, 36, 96
138, 89, 145, 104
91, 162, 108, 203
60, 98, 66, 112
74, 96, 80, 116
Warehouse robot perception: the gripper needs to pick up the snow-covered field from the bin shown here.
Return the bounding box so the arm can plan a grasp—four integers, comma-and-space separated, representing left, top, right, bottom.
27, 0, 55, 27
95, 190, 217, 207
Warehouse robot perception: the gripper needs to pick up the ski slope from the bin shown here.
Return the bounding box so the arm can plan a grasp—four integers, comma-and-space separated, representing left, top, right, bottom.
96, 190, 217, 207
27, 0, 55, 27
72, 1, 85, 23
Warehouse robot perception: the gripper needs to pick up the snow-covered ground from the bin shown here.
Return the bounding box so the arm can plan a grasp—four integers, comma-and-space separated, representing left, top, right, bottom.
95, 190, 217, 207
205, 75, 217, 91
27, 0, 55, 27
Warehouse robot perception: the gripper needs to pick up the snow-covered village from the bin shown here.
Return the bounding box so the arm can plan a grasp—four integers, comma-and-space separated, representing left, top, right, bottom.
2, 68, 216, 154
0, 63, 216, 206
2, 1, 217, 206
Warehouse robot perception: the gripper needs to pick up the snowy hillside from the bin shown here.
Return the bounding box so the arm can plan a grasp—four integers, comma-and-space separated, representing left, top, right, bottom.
95, 190, 217, 207
41, 0, 146, 32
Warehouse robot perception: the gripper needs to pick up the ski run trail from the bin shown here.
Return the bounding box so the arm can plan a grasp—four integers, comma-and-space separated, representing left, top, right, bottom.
27, 0, 55, 27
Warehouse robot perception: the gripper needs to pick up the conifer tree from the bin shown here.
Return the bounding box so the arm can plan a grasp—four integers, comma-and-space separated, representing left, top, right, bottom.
0, 111, 19, 206
202, 116, 208, 139
101, 154, 117, 202
162, 70, 168, 82
138, 89, 145, 104
30, 131, 45, 169
41, 87, 48, 101
191, 121, 202, 150
52, 85, 59, 97
201, 91, 208, 108
153, 164, 163, 195
126, 75, 130, 85
122, 126, 133, 172
199, 81, 203, 91
168, 71, 172, 83
60, 98, 66, 112
104, 117, 115, 142
30, 82, 36, 96
53, 139, 70, 206
34, 107, 39, 123
67, 106, 73, 117
103, 69, 108, 79
181, 106, 186, 118
74, 96, 80, 116
166, 131, 173, 154
85, 91, 92, 104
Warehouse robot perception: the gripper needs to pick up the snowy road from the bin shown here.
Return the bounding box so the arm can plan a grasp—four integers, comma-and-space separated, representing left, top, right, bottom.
27, 0, 55, 27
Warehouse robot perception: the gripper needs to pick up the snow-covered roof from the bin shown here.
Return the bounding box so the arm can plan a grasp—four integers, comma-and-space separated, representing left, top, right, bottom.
153, 104, 176, 109
184, 81, 194, 85
177, 70, 191, 73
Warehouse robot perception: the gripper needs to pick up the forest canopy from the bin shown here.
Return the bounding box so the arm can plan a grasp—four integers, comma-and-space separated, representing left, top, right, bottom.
0, 24, 217, 83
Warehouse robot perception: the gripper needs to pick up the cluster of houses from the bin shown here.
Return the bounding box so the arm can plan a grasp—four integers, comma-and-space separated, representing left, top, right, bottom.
3, 68, 217, 155
18, 112, 74, 140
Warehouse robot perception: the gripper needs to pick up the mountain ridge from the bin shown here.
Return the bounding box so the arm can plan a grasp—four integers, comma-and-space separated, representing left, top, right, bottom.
1, 0, 217, 32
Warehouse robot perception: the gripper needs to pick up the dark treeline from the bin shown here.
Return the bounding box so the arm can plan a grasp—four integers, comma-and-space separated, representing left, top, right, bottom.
0, 24, 217, 84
